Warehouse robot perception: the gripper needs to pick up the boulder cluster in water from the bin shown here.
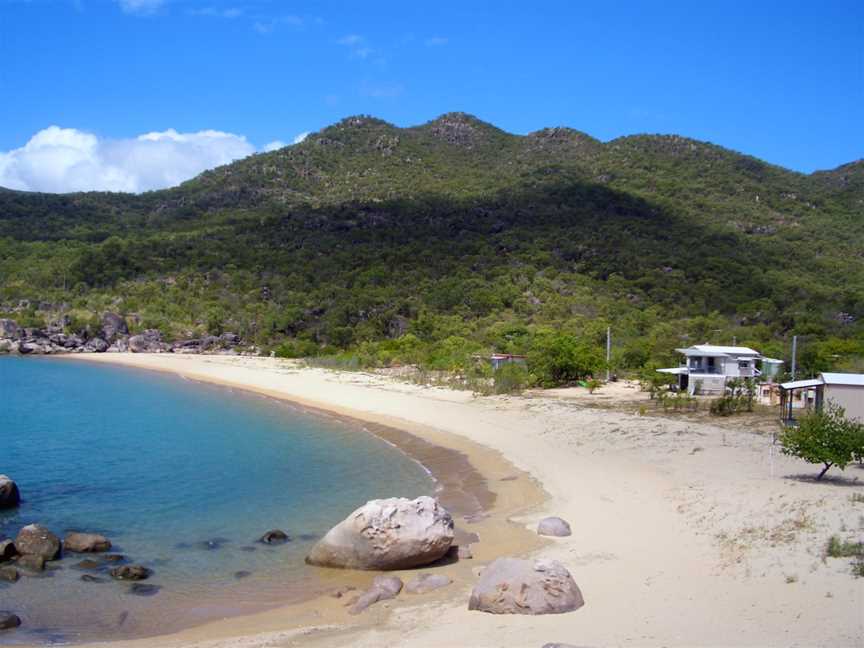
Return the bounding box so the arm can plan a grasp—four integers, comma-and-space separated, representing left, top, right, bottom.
0, 310, 246, 356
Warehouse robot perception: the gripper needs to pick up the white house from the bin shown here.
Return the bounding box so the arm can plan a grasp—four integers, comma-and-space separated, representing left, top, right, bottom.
780, 372, 864, 423
657, 344, 784, 395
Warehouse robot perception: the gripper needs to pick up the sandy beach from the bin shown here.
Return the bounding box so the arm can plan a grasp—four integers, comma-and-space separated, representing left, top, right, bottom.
50, 353, 864, 648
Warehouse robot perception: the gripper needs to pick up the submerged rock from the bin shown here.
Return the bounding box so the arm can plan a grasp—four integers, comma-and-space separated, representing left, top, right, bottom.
537, 517, 572, 537
405, 573, 452, 594
259, 529, 290, 545
74, 559, 102, 570
128, 583, 161, 596
102, 554, 127, 563
0, 567, 19, 583
64, 532, 112, 553
81, 574, 106, 583
468, 558, 584, 615
306, 496, 454, 570
0, 476, 20, 509
110, 565, 152, 581
0, 612, 21, 631
15, 524, 61, 560
233, 570, 252, 579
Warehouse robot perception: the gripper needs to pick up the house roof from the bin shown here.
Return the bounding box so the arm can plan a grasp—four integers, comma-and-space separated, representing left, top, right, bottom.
821, 372, 864, 387
780, 378, 823, 390
675, 344, 761, 357
657, 367, 687, 375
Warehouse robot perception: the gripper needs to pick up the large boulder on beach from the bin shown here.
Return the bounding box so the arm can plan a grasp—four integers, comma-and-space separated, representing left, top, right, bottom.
101, 312, 128, 342
537, 517, 572, 537
64, 532, 112, 553
0, 476, 20, 509
468, 558, 584, 615
306, 496, 454, 570
14, 524, 61, 561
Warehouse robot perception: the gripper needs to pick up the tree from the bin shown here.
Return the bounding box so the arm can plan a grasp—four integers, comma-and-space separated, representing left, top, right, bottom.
779, 401, 864, 480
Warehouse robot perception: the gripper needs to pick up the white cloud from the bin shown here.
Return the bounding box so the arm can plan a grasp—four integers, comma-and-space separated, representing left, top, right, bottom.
263, 140, 287, 152
424, 36, 448, 47
337, 34, 363, 46
293, 131, 310, 144
117, 0, 164, 15
0, 126, 256, 193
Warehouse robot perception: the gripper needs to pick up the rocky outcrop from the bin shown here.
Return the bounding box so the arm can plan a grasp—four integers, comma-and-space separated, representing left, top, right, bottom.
64, 532, 112, 553
15, 555, 46, 572
129, 330, 170, 353
101, 312, 128, 342
537, 517, 572, 537
348, 575, 403, 614
405, 573, 452, 594
0, 319, 20, 340
14, 524, 61, 561
83, 337, 109, 353
0, 476, 20, 509
468, 558, 584, 615
306, 496, 454, 570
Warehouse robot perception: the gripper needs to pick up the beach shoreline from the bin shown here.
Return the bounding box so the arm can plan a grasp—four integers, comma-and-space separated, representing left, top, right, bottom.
19, 352, 863, 648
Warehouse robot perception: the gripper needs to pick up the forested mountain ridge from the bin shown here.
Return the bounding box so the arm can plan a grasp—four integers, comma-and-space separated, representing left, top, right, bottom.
1, 113, 862, 375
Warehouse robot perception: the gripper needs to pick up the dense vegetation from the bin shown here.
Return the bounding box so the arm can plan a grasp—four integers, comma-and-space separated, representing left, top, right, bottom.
1, 113, 862, 379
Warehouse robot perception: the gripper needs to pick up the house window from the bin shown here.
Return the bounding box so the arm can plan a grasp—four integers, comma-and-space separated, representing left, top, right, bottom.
738, 361, 749, 368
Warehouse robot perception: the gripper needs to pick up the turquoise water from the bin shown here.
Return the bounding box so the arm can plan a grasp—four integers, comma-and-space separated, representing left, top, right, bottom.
0, 357, 436, 644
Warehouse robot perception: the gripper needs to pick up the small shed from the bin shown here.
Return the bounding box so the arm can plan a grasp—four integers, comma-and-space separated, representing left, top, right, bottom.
474, 354, 527, 371
779, 372, 864, 423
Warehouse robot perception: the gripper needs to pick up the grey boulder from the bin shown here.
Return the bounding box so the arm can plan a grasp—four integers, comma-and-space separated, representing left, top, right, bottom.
0, 539, 18, 562
306, 496, 454, 570
83, 337, 109, 353
0, 319, 20, 340
0, 476, 20, 509
14, 524, 61, 561
468, 558, 584, 615
537, 517, 572, 537
405, 573, 452, 594
64, 532, 112, 553
348, 575, 403, 614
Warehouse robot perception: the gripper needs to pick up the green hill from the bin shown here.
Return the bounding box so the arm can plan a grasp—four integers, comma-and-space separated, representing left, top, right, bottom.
1, 113, 862, 376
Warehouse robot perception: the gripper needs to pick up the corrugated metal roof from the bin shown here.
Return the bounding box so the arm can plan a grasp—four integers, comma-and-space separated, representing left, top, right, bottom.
780, 379, 823, 390
676, 344, 761, 356
657, 367, 687, 375
821, 373, 864, 386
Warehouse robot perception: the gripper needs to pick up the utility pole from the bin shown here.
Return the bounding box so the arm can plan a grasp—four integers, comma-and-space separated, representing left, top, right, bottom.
791, 335, 798, 380
606, 326, 611, 382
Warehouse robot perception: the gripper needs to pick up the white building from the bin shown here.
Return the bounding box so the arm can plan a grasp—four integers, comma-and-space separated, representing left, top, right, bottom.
657, 344, 784, 395
780, 372, 864, 422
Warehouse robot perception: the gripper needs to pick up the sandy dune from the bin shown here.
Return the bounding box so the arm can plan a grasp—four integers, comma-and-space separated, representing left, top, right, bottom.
60, 354, 863, 648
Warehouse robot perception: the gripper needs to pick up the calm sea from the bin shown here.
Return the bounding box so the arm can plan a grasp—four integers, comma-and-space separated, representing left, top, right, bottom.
0, 357, 435, 644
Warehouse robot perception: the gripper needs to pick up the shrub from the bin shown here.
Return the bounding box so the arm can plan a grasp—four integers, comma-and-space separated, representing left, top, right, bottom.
780, 402, 864, 480
493, 363, 530, 395
709, 378, 756, 416
585, 378, 602, 394
826, 536, 864, 558
528, 332, 603, 387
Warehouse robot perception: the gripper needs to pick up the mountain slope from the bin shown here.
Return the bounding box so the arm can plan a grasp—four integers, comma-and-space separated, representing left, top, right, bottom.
0, 114, 861, 372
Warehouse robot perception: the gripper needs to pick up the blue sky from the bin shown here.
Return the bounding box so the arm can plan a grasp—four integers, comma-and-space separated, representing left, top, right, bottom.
0, 0, 862, 191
